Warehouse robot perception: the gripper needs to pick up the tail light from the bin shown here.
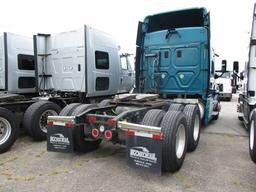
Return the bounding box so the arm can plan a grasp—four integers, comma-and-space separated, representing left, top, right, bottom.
104, 130, 112, 140
89, 115, 95, 124
107, 118, 116, 126
92, 128, 99, 138
47, 121, 53, 125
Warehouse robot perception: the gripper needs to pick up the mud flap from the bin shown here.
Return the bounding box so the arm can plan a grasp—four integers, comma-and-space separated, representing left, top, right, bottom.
47, 125, 74, 153
126, 136, 162, 175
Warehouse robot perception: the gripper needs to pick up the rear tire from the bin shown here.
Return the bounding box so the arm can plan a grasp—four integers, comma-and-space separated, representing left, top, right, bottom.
24, 101, 61, 141
168, 103, 184, 111
0, 107, 18, 153
71, 104, 101, 152
183, 104, 201, 152
161, 111, 187, 172
59, 103, 81, 116
141, 109, 166, 126
249, 112, 256, 163
71, 104, 97, 116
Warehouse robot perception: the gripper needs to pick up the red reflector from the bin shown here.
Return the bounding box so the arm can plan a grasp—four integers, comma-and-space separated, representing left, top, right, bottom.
88, 116, 95, 124
152, 133, 163, 140
107, 118, 116, 126
92, 128, 99, 138
47, 121, 53, 125
65, 122, 74, 127
126, 130, 135, 136
104, 130, 112, 140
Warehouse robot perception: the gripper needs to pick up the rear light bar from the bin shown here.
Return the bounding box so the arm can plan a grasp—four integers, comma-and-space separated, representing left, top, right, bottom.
118, 121, 163, 140
47, 116, 76, 127
124, 130, 163, 140
47, 121, 74, 127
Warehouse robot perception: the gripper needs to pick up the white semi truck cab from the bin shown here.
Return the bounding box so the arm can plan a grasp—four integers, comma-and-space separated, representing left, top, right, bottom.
237, 3, 256, 163
34, 25, 134, 97
215, 71, 233, 101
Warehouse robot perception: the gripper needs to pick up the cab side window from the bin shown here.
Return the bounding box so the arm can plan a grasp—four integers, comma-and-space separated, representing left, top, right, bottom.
18, 54, 35, 70
95, 51, 109, 70
121, 57, 128, 70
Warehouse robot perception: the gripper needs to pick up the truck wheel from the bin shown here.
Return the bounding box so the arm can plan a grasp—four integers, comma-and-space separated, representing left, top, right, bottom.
169, 103, 184, 111
183, 104, 201, 152
161, 111, 187, 172
59, 103, 81, 116
141, 109, 165, 126
98, 99, 112, 107
24, 101, 61, 141
0, 107, 18, 153
71, 104, 101, 152
249, 112, 256, 163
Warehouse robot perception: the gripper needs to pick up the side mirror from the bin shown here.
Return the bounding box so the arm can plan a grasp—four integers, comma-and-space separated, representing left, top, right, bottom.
233, 61, 239, 73
221, 60, 227, 72
240, 72, 244, 80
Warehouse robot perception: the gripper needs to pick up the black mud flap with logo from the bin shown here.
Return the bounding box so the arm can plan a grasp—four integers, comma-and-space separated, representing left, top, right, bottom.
126, 136, 162, 175
47, 125, 74, 153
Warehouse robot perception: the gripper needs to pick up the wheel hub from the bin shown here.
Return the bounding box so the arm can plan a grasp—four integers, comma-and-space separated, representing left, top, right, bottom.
0, 117, 11, 145
176, 124, 186, 159
39, 110, 58, 133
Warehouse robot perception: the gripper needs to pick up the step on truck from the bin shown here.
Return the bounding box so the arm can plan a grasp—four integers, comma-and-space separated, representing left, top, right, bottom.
47, 8, 224, 174
237, 3, 256, 163
0, 26, 134, 153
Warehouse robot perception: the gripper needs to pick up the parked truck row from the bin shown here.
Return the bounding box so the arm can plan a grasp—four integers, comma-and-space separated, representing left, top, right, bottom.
0, 27, 134, 153
1, 7, 240, 174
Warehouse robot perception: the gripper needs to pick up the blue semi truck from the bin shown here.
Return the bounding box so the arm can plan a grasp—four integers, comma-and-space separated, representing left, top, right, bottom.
46, 8, 225, 174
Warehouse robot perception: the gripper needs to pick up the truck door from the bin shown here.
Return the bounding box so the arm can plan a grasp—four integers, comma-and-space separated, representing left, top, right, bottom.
119, 54, 135, 93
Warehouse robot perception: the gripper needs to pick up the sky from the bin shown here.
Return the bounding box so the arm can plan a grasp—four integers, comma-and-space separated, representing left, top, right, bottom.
0, 0, 254, 71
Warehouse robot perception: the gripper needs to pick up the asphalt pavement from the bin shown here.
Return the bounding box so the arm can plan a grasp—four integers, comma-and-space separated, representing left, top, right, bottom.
0, 94, 255, 192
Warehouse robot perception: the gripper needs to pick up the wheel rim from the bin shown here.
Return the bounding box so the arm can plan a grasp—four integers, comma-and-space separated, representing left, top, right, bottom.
193, 114, 200, 141
0, 117, 12, 145
39, 110, 58, 133
175, 124, 186, 159
250, 120, 255, 150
